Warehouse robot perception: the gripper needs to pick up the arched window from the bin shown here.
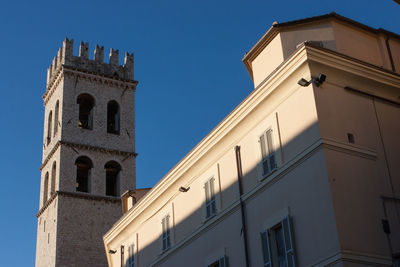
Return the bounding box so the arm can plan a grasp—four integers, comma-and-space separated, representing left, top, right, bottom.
47, 111, 53, 145
107, 101, 120, 134
54, 101, 59, 136
75, 156, 93, 193
77, 94, 95, 130
43, 172, 49, 206
105, 161, 121, 196
51, 161, 56, 195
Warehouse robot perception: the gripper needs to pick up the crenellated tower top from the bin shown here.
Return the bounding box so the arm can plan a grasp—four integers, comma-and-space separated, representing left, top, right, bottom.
46, 38, 135, 87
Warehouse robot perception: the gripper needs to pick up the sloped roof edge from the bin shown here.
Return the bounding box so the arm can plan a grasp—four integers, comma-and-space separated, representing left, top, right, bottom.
242, 12, 400, 78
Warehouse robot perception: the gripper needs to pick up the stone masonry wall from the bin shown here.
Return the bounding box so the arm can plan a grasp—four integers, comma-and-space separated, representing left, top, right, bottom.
36, 39, 137, 267
58, 145, 136, 195
36, 198, 58, 267
55, 194, 122, 267
46, 38, 134, 89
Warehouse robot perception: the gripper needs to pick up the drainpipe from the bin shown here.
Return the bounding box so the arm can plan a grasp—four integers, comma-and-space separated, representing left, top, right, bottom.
235, 146, 250, 267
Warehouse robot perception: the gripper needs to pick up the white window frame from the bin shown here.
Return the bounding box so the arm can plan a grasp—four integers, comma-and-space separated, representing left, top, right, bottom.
261, 216, 295, 267
204, 177, 217, 219
126, 243, 135, 267
161, 214, 171, 251
259, 128, 277, 177
207, 255, 227, 267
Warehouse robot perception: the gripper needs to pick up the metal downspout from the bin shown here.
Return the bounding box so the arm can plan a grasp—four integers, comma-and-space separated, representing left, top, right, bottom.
235, 146, 250, 267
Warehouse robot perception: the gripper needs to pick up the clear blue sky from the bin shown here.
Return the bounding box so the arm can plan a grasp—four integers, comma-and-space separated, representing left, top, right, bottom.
0, 0, 399, 265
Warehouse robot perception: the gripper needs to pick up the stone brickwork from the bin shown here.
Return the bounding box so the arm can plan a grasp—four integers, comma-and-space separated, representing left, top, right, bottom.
35, 198, 58, 267
36, 39, 137, 267
46, 38, 134, 89
55, 193, 122, 267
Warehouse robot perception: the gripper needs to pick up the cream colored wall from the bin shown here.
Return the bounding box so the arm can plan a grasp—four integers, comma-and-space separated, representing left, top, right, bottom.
251, 33, 284, 87
373, 100, 400, 197
312, 61, 399, 262
105, 22, 400, 266
389, 37, 400, 73
157, 210, 245, 267
369, 99, 400, 256
249, 19, 400, 90
280, 22, 336, 59
246, 149, 339, 266
105, 58, 344, 266
333, 21, 386, 69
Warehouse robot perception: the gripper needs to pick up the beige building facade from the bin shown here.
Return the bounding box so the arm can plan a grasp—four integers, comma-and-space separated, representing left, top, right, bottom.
36, 40, 137, 266
104, 13, 400, 267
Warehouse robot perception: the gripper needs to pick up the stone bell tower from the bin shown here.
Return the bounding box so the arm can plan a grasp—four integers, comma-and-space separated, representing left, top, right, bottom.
35, 39, 137, 267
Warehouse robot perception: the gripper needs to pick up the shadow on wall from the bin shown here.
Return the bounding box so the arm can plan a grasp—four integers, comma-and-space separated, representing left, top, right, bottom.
110, 96, 400, 267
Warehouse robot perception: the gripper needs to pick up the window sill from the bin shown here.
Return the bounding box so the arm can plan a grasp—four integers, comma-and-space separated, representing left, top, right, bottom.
78, 126, 93, 131
75, 190, 90, 194
203, 212, 217, 224
259, 167, 278, 182
159, 247, 171, 256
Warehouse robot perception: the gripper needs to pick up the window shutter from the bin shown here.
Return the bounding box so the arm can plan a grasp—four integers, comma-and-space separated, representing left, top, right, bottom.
266, 129, 276, 171
260, 135, 267, 159
210, 178, 215, 198
127, 245, 131, 267
282, 216, 295, 267
265, 129, 273, 155
205, 181, 211, 218
161, 217, 166, 251
127, 244, 134, 267
205, 181, 210, 202
166, 215, 171, 248
210, 178, 216, 215
219, 256, 227, 267
261, 231, 272, 267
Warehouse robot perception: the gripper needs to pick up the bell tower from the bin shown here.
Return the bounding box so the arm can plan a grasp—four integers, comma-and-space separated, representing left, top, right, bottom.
35, 39, 137, 267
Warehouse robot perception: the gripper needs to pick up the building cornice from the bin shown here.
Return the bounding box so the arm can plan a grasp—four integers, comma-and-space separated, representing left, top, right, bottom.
43, 66, 64, 105
36, 190, 120, 218
40, 141, 61, 170
40, 140, 137, 171
305, 45, 400, 91
43, 65, 138, 105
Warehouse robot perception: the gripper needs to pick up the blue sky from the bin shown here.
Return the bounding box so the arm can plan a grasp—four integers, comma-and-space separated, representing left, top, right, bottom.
0, 0, 399, 265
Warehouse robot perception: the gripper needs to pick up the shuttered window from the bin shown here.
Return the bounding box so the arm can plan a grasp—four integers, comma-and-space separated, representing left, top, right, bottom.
259, 129, 277, 176
261, 216, 295, 267
161, 215, 171, 251
204, 178, 217, 219
127, 243, 135, 267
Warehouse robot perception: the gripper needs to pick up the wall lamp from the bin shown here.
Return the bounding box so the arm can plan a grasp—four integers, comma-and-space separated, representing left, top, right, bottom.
108, 249, 117, 254
179, 186, 190, 192
298, 73, 326, 87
